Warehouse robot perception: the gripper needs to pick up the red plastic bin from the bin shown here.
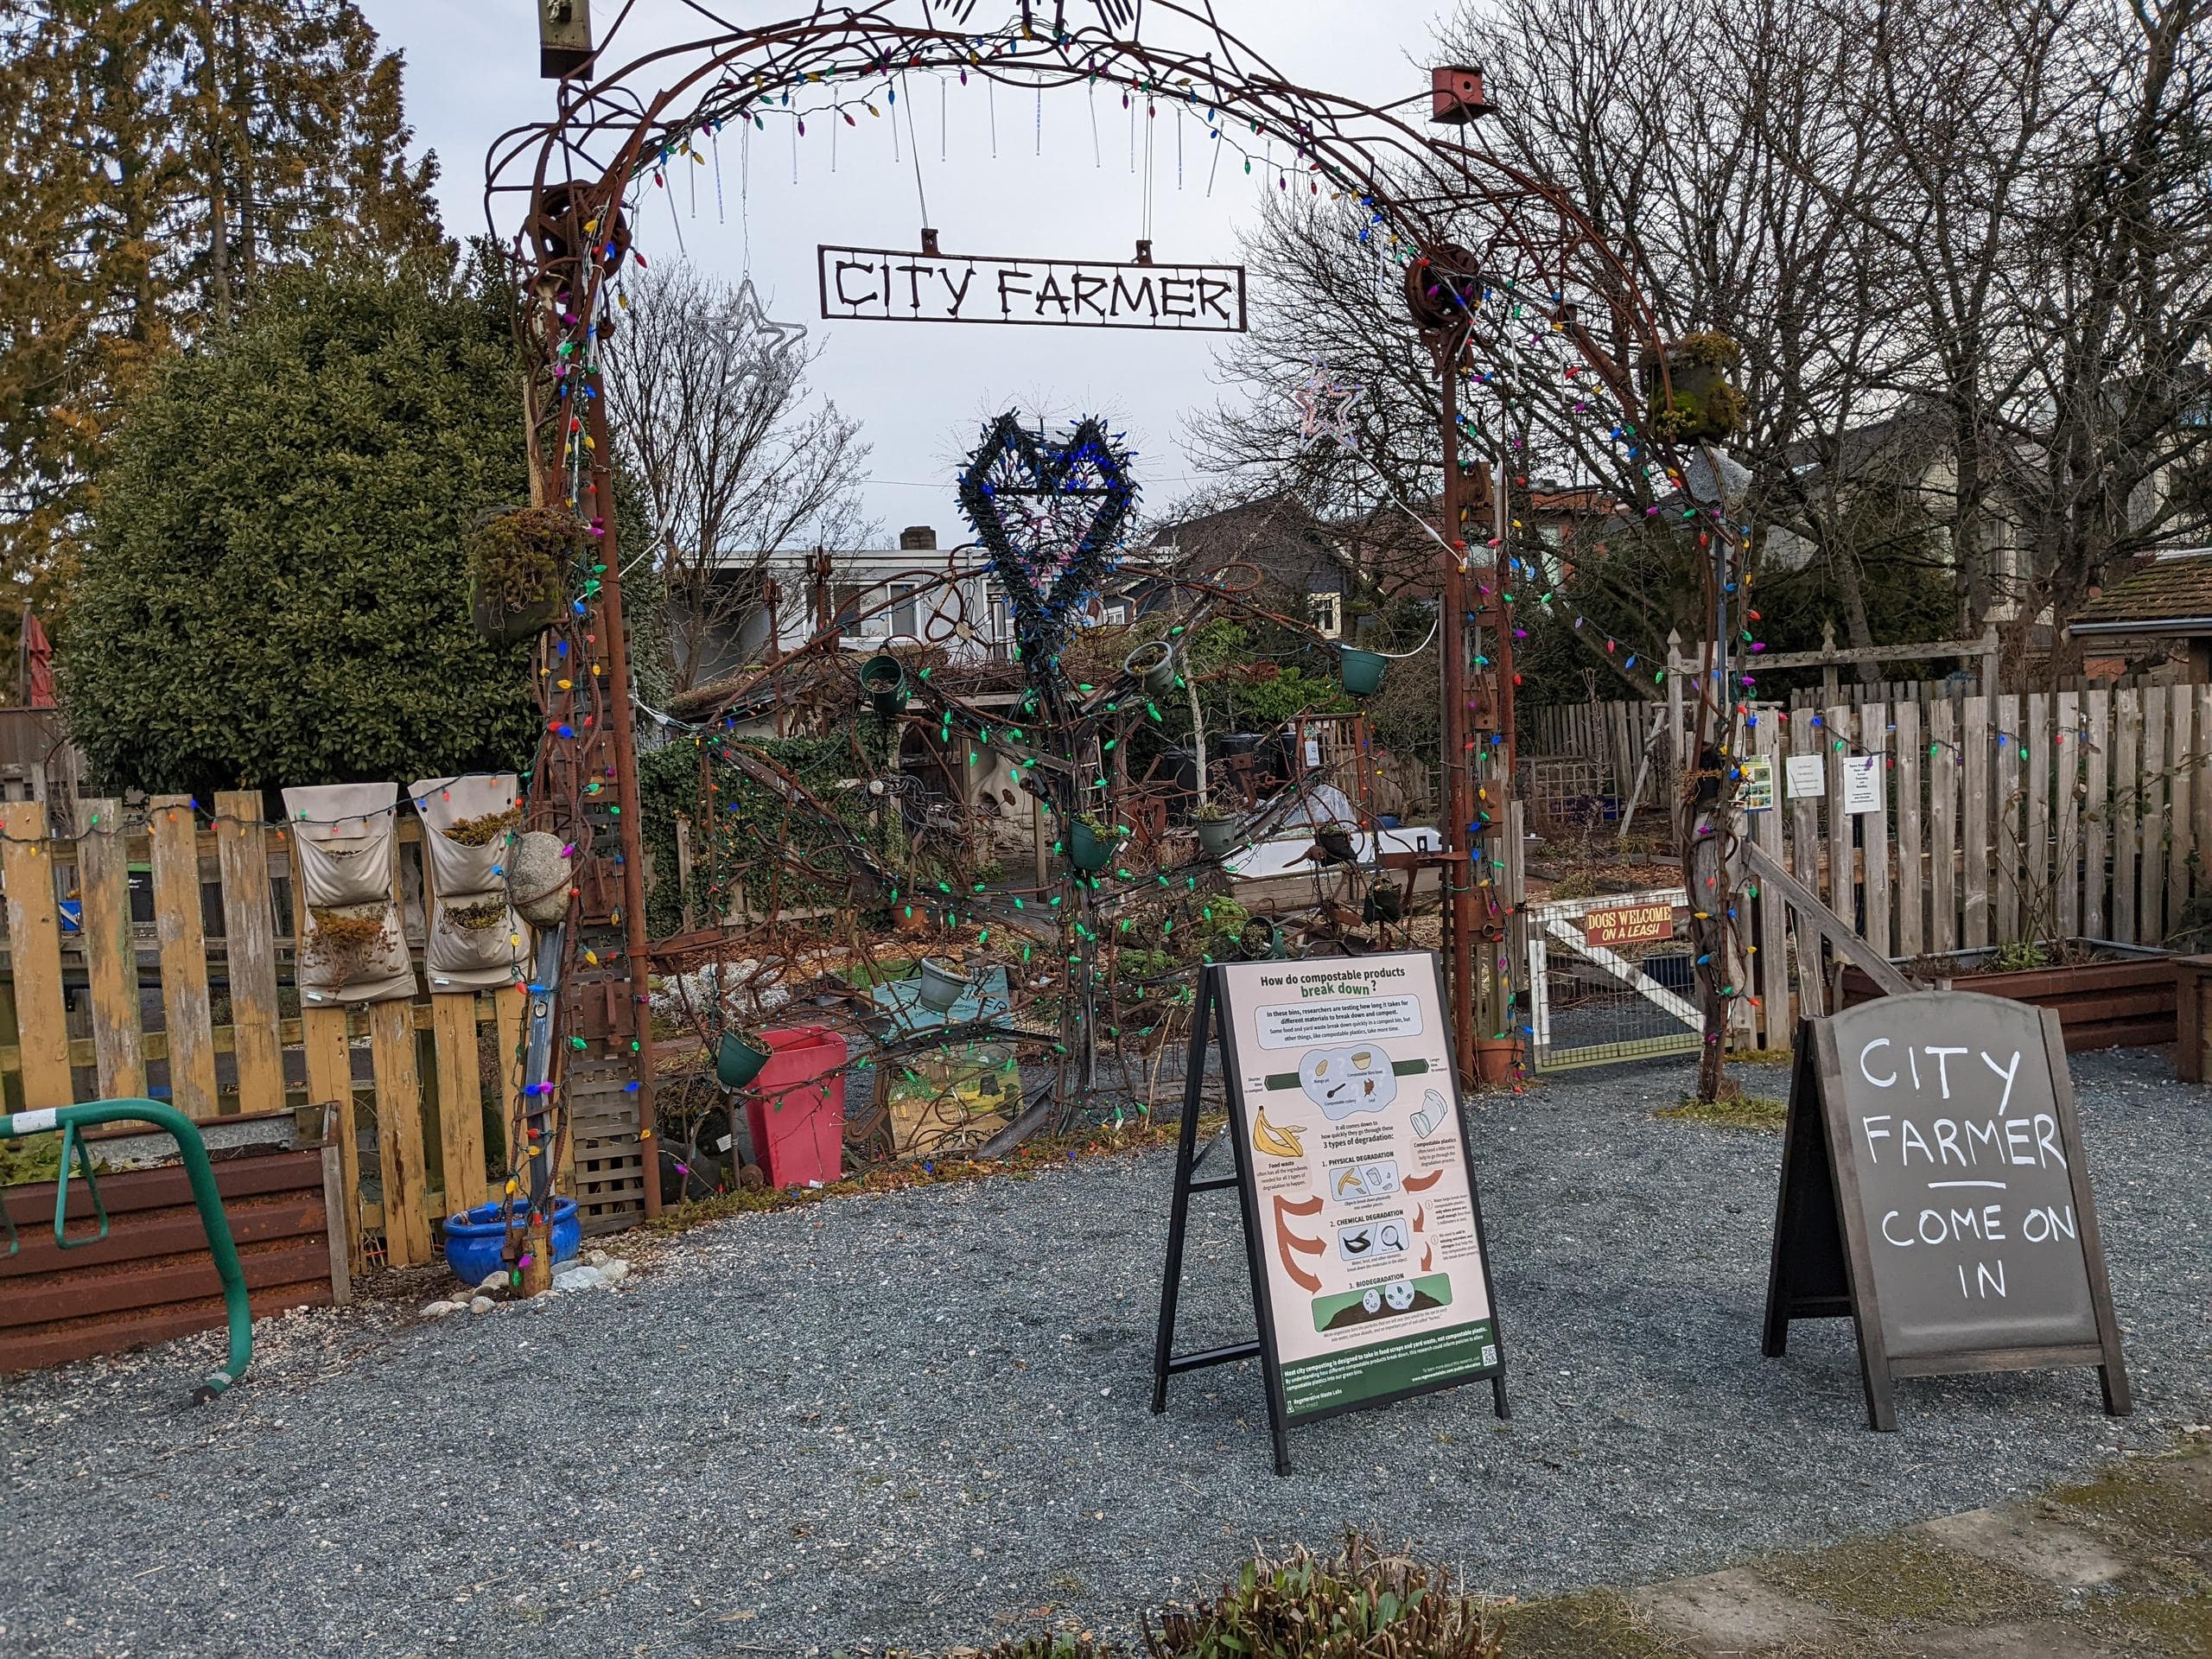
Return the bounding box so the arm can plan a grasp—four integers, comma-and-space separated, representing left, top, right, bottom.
744, 1026, 848, 1188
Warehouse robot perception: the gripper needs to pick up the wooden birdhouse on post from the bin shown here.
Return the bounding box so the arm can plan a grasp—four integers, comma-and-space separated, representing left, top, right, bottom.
1431, 65, 1493, 124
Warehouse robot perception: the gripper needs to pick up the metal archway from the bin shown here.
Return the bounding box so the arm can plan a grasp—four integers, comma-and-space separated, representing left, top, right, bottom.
480, 1, 1751, 1186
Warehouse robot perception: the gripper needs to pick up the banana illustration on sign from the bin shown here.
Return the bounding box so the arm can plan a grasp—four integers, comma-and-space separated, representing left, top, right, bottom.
1251, 1106, 1306, 1159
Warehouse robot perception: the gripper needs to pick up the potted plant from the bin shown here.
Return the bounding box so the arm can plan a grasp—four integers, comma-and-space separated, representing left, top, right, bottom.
715, 1028, 772, 1090
1639, 332, 1747, 445
1122, 639, 1177, 698
1194, 801, 1241, 859
1314, 824, 1358, 865
1067, 813, 1118, 873
467, 505, 575, 644
1363, 881, 1404, 924
860, 652, 907, 719
916, 957, 969, 1013
1237, 915, 1288, 961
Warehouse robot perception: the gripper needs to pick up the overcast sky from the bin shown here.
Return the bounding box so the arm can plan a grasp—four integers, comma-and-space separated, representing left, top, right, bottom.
358, 0, 1450, 543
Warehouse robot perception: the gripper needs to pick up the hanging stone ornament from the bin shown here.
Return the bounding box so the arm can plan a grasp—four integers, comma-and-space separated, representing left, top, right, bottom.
955, 410, 1138, 679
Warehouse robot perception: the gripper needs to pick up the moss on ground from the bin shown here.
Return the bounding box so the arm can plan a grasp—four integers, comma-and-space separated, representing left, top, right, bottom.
1655, 1093, 1788, 1131
2050, 1452, 2212, 1550
1491, 1589, 1682, 1657
1760, 1532, 2050, 1625
2106, 1586, 2212, 1654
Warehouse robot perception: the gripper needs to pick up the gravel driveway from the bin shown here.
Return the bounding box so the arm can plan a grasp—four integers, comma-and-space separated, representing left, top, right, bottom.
4, 1047, 2207, 1657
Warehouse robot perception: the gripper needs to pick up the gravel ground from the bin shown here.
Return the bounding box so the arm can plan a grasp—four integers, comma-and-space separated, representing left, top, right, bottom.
3, 1046, 2207, 1658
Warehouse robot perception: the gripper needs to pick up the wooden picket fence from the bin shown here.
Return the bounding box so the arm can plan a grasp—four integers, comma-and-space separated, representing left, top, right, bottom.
1723, 684, 2205, 1049
1523, 701, 1664, 800
0, 791, 534, 1274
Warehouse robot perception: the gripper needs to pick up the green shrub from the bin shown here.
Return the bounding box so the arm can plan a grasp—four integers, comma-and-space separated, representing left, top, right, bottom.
63, 260, 543, 793
1143, 1533, 1503, 1659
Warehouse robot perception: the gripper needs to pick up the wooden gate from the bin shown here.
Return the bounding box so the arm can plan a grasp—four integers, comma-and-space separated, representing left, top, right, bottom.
1523, 887, 1702, 1071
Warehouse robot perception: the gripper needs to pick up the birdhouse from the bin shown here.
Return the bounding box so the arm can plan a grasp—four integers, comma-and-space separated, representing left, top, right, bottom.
1430, 65, 1492, 124
541, 0, 594, 80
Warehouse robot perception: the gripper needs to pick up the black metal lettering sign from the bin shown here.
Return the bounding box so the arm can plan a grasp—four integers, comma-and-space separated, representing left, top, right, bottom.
1763, 991, 2131, 1429
817, 244, 1246, 331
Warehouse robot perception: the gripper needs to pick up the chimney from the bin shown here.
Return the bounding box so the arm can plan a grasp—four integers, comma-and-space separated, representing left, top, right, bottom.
899, 525, 938, 551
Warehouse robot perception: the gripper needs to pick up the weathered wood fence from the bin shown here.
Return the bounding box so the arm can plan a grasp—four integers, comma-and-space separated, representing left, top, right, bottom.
1522, 700, 1665, 815
1725, 685, 2204, 1049
0, 792, 537, 1274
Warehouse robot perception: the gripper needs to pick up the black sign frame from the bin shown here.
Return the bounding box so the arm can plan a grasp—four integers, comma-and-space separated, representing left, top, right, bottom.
1763, 999, 2132, 1430
1149, 954, 1510, 1476
817, 243, 1248, 332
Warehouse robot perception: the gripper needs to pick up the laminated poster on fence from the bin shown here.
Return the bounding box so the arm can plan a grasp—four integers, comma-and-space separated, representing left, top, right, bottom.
1216, 953, 1500, 1421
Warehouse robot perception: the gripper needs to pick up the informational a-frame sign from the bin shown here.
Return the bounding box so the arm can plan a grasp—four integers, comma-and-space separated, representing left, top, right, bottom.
1152, 951, 1509, 1475
1764, 992, 2131, 1429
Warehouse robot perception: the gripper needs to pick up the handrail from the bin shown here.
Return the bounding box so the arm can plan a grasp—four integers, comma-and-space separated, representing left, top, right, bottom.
1743, 842, 1919, 997
0, 1097, 252, 1401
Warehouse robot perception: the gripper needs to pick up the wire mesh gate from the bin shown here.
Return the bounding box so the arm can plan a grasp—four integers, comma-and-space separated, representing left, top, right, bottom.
1524, 887, 1702, 1071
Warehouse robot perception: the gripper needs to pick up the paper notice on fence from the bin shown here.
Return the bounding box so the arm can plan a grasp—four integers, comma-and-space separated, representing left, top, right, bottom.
1840, 754, 1884, 815
1785, 753, 1827, 799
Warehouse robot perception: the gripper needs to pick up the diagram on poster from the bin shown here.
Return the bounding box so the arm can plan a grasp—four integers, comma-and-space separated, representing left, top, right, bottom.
1216, 953, 1503, 1421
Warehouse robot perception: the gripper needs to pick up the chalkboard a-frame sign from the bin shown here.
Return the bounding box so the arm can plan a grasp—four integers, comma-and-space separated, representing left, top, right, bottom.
1151, 951, 1510, 1476
1764, 991, 2131, 1430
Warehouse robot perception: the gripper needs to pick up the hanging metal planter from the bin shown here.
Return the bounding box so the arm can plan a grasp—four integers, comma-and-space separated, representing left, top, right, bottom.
1195, 815, 1242, 859
1338, 646, 1389, 697
1068, 818, 1117, 872
1238, 916, 1288, 961
916, 958, 969, 1013
1122, 639, 1177, 698
715, 1029, 772, 1090
859, 653, 907, 719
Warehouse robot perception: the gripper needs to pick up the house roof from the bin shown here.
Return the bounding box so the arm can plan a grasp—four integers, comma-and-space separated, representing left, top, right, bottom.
2068, 554, 2212, 637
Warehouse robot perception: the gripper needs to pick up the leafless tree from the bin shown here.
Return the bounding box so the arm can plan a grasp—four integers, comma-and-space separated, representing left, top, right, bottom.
1191, 0, 2212, 684
602, 259, 874, 692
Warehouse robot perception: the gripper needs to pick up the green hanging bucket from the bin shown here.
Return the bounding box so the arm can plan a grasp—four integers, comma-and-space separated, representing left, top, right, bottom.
859, 653, 907, 718
1068, 818, 1116, 872
1195, 815, 1241, 858
1338, 646, 1389, 697
715, 1030, 772, 1090
1122, 639, 1177, 698
1239, 916, 1287, 961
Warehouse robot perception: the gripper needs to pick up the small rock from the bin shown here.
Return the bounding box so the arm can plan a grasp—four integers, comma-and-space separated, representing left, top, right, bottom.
478, 1270, 507, 1293
601, 1259, 631, 1285
468, 1296, 495, 1315
420, 1300, 459, 1319
552, 1264, 606, 1293
585, 1248, 609, 1268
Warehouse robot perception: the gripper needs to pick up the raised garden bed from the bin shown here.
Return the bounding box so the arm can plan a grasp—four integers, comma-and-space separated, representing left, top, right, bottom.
1839, 940, 2174, 1052
0, 1108, 347, 1374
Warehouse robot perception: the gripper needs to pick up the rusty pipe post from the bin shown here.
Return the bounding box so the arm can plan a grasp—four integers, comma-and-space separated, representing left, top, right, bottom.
1436, 338, 1478, 1089
583, 372, 661, 1219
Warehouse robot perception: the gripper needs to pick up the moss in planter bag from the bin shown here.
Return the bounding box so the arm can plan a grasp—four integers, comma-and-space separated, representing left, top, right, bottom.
285, 782, 416, 1006
411, 773, 528, 991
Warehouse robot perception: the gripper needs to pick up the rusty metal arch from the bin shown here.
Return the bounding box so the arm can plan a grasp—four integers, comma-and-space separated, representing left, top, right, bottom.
480, 2, 1751, 1136
483, 2, 1676, 410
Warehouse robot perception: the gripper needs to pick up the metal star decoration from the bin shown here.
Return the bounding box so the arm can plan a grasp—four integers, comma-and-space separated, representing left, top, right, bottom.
1290, 360, 1367, 450
712, 276, 808, 393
